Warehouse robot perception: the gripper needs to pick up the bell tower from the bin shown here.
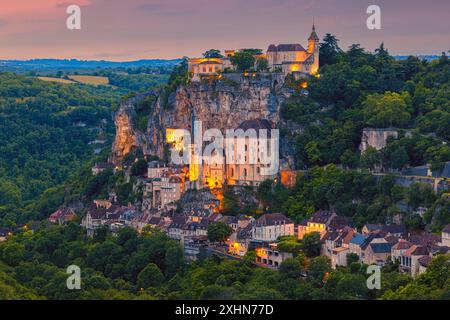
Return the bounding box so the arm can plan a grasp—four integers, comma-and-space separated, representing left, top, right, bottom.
307, 23, 319, 74
308, 23, 319, 54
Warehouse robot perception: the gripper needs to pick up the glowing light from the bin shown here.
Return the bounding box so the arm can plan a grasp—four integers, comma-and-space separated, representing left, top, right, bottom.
166, 128, 184, 151
300, 81, 308, 89
255, 248, 265, 258
189, 163, 200, 181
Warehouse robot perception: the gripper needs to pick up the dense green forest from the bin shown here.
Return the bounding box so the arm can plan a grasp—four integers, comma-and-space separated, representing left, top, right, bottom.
1, 225, 448, 300
0, 72, 167, 227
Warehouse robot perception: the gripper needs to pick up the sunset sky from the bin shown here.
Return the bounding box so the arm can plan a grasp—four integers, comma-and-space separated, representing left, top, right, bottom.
0, 0, 449, 61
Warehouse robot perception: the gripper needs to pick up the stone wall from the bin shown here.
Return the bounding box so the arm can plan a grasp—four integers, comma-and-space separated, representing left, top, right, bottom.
360, 128, 398, 152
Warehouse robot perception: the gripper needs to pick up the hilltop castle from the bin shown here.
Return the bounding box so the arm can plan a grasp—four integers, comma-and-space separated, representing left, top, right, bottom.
188, 24, 319, 81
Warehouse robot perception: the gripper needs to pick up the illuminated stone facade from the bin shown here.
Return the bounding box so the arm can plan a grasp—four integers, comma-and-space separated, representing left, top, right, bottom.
193, 119, 278, 189
267, 24, 319, 76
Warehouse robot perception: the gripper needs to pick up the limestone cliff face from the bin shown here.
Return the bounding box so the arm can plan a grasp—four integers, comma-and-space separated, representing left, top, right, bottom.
112, 79, 294, 165
110, 93, 155, 164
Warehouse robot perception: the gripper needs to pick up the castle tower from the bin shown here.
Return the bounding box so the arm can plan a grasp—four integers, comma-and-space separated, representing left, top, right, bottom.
307, 23, 320, 74
308, 23, 319, 53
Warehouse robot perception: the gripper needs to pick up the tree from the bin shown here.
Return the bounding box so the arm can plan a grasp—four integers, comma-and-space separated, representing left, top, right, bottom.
347, 253, 359, 265
308, 256, 332, 287
165, 243, 184, 278
221, 186, 239, 215
131, 159, 147, 176
199, 285, 236, 300
300, 232, 322, 257
256, 58, 269, 72
207, 222, 232, 243
319, 33, 342, 66
375, 42, 389, 60
1, 243, 25, 266
362, 91, 412, 127
360, 147, 380, 170
407, 183, 436, 209
203, 49, 223, 59
391, 147, 409, 169
137, 263, 165, 289
279, 254, 307, 279
230, 51, 255, 71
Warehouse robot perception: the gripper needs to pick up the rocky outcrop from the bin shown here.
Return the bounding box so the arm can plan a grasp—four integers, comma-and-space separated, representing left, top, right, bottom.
112, 78, 296, 165
110, 92, 156, 164
360, 128, 398, 152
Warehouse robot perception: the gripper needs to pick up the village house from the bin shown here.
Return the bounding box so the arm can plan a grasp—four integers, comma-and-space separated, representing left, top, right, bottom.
323, 226, 356, 259
441, 224, 450, 247
188, 58, 224, 82
252, 213, 294, 242
348, 233, 368, 259
362, 223, 406, 238
298, 211, 332, 240
228, 224, 253, 256
298, 210, 340, 240
183, 236, 208, 262
253, 242, 293, 268
182, 219, 209, 239
401, 245, 429, 277
92, 162, 115, 175
147, 160, 167, 178
391, 240, 430, 277
418, 255, 433, 275
331, 247, 349, 269
144, 175, 185, 211
363, 239, 393, 266
81, 207, 107, 233
221, 215, 239, 231
81, 201, 132, 235
167, 216, 187, 241
48, 207, 77, 225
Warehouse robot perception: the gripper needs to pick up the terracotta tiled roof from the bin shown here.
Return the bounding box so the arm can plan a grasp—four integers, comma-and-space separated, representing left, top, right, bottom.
404, 245, 428, 257
392, 239, 413, 250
